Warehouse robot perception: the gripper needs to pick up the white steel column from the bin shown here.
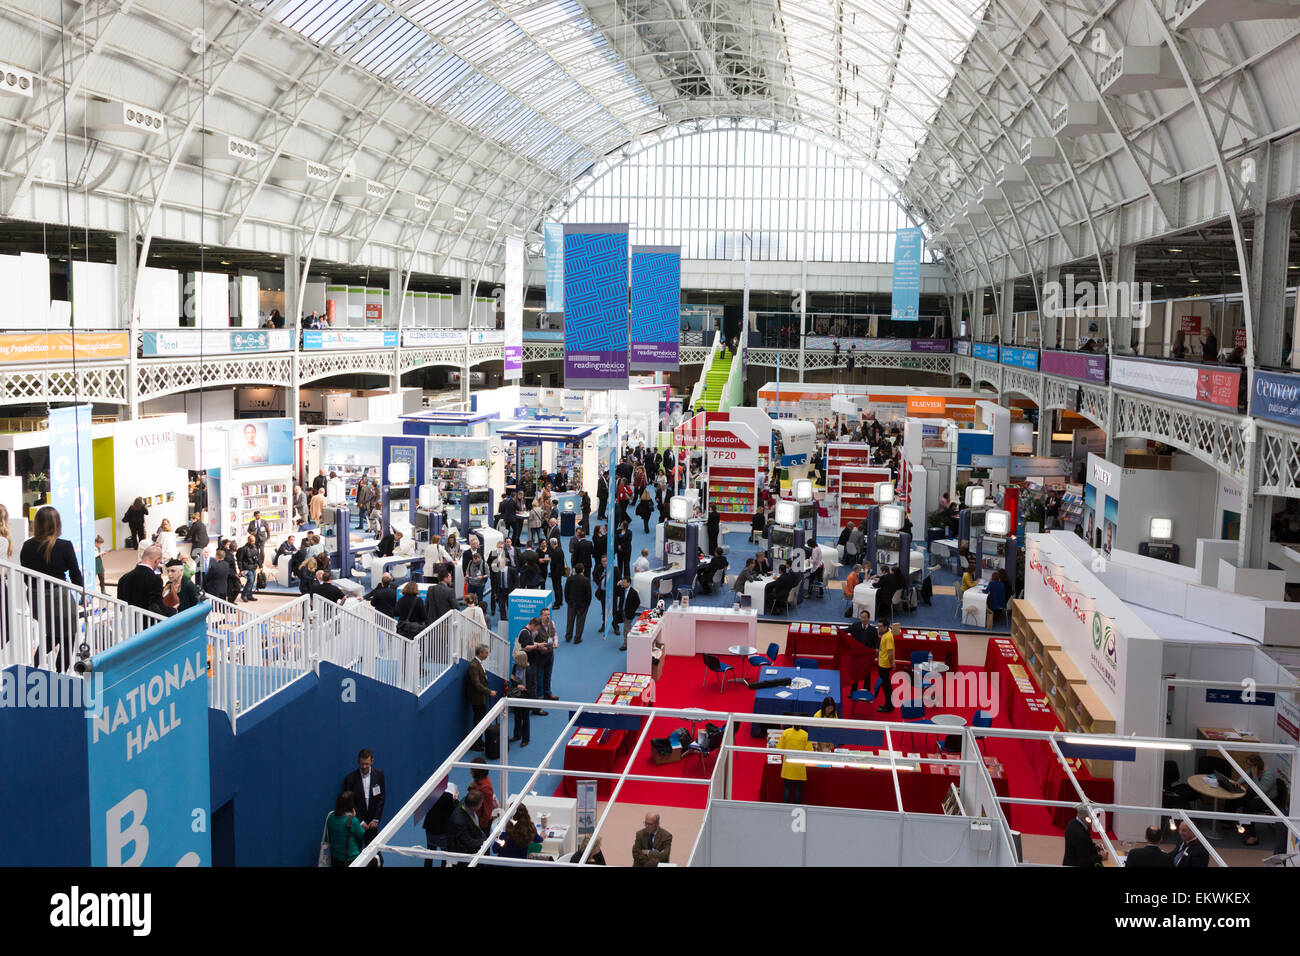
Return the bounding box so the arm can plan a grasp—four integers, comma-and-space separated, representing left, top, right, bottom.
284, 250, 301, 435
118, 231, 139, 420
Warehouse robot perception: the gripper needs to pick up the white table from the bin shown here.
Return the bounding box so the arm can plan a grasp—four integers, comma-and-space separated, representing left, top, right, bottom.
634, 566, 684, 608
930, 713, 966, 728
370, 552, 423, 588
744, 576, 775, 612
508, 793, 577, 858
852, 580, 881, 619
334, 578, 365, 598
727, 644, 759, 682
960, 587, 989, 627
915, 661, 949, 680
816, 544, 840, 582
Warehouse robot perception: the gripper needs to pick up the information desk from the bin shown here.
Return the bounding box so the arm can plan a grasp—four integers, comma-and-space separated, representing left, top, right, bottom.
758, 748, 1009, 812
750, 666, 842, 737
507, 793, 577, 858
633, 565, 692, 608
562, 672, 653, 798
625, 605, 758, 674
982, 636, 1113, 825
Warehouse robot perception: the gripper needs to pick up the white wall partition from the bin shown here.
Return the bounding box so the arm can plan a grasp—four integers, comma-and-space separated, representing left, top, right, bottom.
692, 801, 1013, 867
139, 266, 180, 326
71, 260, 118, 328
192, 271, 230, 328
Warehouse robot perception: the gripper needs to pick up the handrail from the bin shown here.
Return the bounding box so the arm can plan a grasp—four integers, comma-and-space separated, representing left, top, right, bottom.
686, 329, 723, 414
210, 592, 314, 729
0, 555, 164, 674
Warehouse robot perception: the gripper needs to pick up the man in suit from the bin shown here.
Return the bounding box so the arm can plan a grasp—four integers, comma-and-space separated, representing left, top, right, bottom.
693, 547, 728, 595
313, 570, 345, 604
765, 562, 802, 614
202, 547, 231, 601
489, 545, 516, 622
1169, 821, 1210, 867
237, 534, 262, 602
365, 573, 398, 619
497, 492, 518, 546
465, 644, 496, 751
247, 511, 270, 552
596, 471, 609, 519
376, 529, 400, 558
117, 545, 176, 618
569, 529, 594, 576
294, 485, 308, 525
847, 610, 880, 690
343, 749, 386, 865
425, 569, 457, 620
874, 564, 901, 624
355, 478, 373, 530
187, 514, 209, 555
632, 813, 672, 867
613, 575, 639, 651
1062, 804, 1103, 867
564, 564, 592, 645
1125, 826, 1174, 867
312, 468, 328, 495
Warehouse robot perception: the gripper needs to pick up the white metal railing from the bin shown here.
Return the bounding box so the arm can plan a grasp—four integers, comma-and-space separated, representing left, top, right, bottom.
315, 597, 420, 694
0, 556, 163, 674
450, 607, 512, 681
687, 330, 723, 413
210, 593, 313, 729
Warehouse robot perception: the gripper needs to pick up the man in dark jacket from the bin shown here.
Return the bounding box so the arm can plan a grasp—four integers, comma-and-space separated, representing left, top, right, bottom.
497, 493, 518, 545
313, 570, 345, 604
564, 564, 592, 644
1124, 826, 1174, 867
365, 574, 399, 618
312, 468, 328, 495
569, 529, 594, 576
202, 547, 231, 601
425, 569, 457, 620
446, 790, 486, 862
1169, 821, 1210, 868
117, 545, 176, 617
236, 534, 262, 602
187, 514, 209, 554
847, 610, 880, 690
597, 472, 609, 519
614, 575, 640, 651
343, 749, 386, 865
694, 547, 728, 595
548, 536, 566, 609
1062, 804, 1103, 867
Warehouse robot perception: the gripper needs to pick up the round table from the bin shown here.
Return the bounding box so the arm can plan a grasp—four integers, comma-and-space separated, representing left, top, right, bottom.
930, 713, 967, 753
1186, 773, 1246, 831
915, 661, 950, 684
728, 644, 760, 682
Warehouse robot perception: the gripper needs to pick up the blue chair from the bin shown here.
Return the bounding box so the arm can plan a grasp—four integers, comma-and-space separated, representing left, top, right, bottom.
794, 658, 819, 669
848, 688, 876, 718
701, 654, 734, 691
748, 641, 780, 672
972, 710, 993, 728
910, 650, 937, 691
900, 701, 928, 751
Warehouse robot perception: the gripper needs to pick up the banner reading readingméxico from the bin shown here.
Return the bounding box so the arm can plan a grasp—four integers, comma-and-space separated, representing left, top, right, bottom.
544, 221, 565, 314
504, 235, 523, 380
87, 604, 211, 866
49, 404, 95, 587
564, 223, 629, 390
890, 227, 923, 321
629, 245, 680, 371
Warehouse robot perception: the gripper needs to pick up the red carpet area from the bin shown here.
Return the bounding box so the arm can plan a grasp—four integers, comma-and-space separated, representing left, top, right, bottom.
552, 651, 1100, 836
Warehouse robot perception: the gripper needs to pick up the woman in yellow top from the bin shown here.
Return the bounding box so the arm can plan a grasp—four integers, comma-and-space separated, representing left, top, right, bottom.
777, 723, 813, 804
876, 626, 897, 713
959, 559, 979, 595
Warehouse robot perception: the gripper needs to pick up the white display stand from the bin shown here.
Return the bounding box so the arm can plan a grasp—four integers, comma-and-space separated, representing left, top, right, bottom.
625, 606, 758, 673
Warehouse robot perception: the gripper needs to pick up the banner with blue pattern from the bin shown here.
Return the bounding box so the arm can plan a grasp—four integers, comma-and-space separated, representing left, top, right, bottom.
563, 223, 629, 390
630, 245, 680, 371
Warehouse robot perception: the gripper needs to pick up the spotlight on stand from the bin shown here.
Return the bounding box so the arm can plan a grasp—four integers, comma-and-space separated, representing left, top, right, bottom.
73, 642, 93, 675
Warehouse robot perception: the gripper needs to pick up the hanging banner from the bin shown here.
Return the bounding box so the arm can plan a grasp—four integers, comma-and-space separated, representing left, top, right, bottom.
890, 226, 923, 321
504, 235, 524, 380
629, 245, 680, 371
544, 221, 565, 315
1250, 370, 1300, 428
87, 604, 211, 866
563, 223, 629, 390
49, 404, 95, 587
0, 331, 129, 364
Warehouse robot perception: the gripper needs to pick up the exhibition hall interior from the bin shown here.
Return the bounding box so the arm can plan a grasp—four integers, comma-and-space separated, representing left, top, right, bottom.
1, 0, 1299, 874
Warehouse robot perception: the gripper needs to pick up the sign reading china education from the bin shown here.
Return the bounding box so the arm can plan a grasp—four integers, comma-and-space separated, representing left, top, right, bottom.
1250, 369, 1300, 427
1110, 356, 1240, 410
705, 421, 758, 468
0, 331, 129, 364
563, 223, 629, 390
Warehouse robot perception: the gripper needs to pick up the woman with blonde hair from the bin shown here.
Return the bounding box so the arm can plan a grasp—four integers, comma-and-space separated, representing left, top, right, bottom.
154, 518, 177, 560
0, 503, 13, 560
19, 506, 82, 666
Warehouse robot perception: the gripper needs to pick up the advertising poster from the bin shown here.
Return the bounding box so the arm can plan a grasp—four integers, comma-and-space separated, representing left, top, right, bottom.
504, 235, 524, 380
629, 245, 681, 371
544, 221, 565, 315
563, 223, 629, 390
890, 226, 923, 321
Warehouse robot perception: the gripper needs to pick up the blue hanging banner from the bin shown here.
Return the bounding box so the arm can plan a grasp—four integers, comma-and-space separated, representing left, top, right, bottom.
49, 404, 95, 587
564, 223, 629, 390
544, 221, 565, 315
890, 227, 924, 321
86, 604, 212, 866
630, 245, 681, 371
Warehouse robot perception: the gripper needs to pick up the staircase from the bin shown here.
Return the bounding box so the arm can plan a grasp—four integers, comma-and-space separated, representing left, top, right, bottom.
699, 347, 733, 412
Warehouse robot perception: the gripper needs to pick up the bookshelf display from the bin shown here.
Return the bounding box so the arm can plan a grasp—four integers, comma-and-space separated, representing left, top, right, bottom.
1009, 598, 1116, 777
223, 464, 293, 542
824, 443, 875, 501
838, 465, 893, 527
708, 468, 757, 519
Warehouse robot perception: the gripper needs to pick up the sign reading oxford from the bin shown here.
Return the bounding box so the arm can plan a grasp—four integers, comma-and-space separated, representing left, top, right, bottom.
87, 604, 211, 867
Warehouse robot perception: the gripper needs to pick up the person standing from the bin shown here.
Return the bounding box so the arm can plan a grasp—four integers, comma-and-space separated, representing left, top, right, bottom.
294, 485, 308, 526
326, 792, 367, 868
188, 513, 209, 556
20, 506, 84, 667
778, 721, 813, 803
631, 813, 672, 867
615, 520, 633, 580
875, 625, 896, 713
846, 610, 880, 691
517, 617, 548, 717
1125, 826, 1174, 867
597, 470, 609, 520
537, 607, 559, 701
465, 644, 496, 752
706, 503, 721, 554
1170, 821, 1209, 867
122, 497, 149, 549
1062, 804, 1103, 867
117, 545, 176, 618
564, 563, 592, 645
247, 511, 270, 554
309, 488, 325, 526
237, 534, 262, 602
312, 468, 328, 495
343, 749, 386, 865
162, 558, 201, 612
546, 536, 567, 609
614, 574, 640, 652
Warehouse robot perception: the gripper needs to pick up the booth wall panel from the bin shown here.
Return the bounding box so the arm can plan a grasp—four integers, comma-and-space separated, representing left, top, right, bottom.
71, 260, 118, 328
